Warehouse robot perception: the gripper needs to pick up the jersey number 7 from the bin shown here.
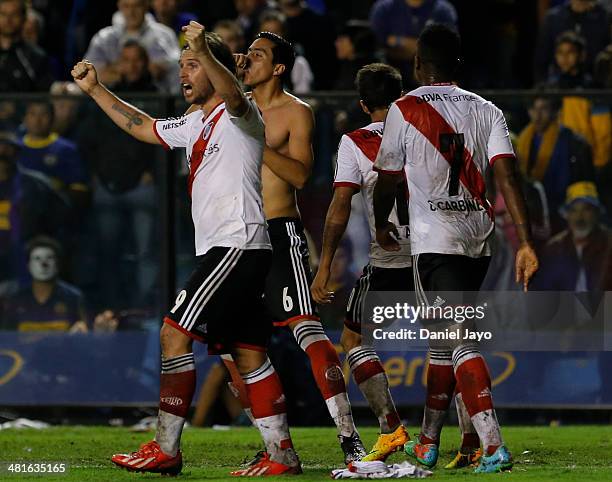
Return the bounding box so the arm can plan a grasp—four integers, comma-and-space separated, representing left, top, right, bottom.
439, 133, 465, 196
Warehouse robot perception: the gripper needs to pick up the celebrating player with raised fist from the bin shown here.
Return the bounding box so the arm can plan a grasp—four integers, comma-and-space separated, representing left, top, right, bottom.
73, 21, 301, 477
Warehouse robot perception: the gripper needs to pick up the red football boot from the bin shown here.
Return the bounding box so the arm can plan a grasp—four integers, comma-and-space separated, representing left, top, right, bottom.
111, 440, 182, 475
230, 452, 302, 476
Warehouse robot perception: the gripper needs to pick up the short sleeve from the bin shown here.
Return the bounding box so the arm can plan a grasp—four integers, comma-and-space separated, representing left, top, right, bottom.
374, 103, 407, 174
487, 106, 515, 165
153, 113, 195, 150
228, 98, 264, 139
333, 135, 362, 189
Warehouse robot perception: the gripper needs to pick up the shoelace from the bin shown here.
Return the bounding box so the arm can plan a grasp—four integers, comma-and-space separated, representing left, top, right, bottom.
134, 442, 160, 457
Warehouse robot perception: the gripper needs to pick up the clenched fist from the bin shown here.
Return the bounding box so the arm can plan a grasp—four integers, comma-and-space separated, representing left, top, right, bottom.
182, 20, 209, 54
71, 60, 99, 95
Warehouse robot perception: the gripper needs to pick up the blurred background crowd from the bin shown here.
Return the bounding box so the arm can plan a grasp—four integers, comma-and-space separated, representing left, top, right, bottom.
0, 0, 610, 340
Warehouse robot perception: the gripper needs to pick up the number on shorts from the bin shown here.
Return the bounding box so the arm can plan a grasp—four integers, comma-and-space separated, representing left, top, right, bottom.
283, 286, 293, 312
439, 133, 465, 196
170, 290, 187, 314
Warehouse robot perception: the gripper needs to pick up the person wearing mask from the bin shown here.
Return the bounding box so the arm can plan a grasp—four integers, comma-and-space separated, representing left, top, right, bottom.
0, 236, 87, 332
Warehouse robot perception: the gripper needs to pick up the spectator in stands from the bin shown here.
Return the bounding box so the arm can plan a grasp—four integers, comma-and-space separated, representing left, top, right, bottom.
18, 101, 89, 214
0, 132, 21, 280
369, 0, 457, 85
257, 10, 314, 93
50, 81, 83, 141
151, 0, 197, 48
213, 19, 245, 54
0, 132, 70, 282
0, 236, 88, 332
594, 44, 612, 89
279, 0, 338, 89
516, 94, 596, 233
85, 0, 180, 93
547, 32, 612, 170
333, 20, 378, 90
534, 181, 612, 291
0, 0, 54, 91
234, 0, 274, 46
111, 40, 159, 92
77, 72, 158, 309
548, 31, 592, 87
534, 0, 611, 82
22, 6, 43, 45
593, 45, 612, 216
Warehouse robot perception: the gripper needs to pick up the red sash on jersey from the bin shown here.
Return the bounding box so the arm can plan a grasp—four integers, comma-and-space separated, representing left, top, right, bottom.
396, 96, 493, 220
187, 107, 225, 196
346, 128, 382, 163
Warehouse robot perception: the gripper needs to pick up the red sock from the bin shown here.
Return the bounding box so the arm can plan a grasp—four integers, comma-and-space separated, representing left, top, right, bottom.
420, 351, 455, 445
453, 348, 500, 455
293, 321, 346, 399
304, 339, 346, 399
242, 358, 294, 458
347, 346, 400, 432
462, 433, 480, 451
242, 359, 287, 419
221, 354, 251, 410
352, 358, 385, 384
454, 357, 493, 417
454, 388, 480, 451
159, 353, 196, 417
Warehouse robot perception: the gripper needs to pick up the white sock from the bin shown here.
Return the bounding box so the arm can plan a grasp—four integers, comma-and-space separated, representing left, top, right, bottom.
255, 414, 298, 466
471, 410, 502, 452
155, 410, 184, 456
326, 393, 358, 438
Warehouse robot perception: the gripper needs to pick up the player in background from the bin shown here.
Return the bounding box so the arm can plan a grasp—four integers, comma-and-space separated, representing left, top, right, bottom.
372, 25, 538, 473
72, 22, 301, 476
220, 32, 367, 465
310, 63, 412, 462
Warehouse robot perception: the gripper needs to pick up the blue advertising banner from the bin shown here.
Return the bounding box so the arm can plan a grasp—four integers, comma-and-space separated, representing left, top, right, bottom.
0, 331, 610, 407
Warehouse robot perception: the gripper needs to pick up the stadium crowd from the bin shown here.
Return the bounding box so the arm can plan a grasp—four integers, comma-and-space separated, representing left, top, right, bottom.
0, 0, 610, 345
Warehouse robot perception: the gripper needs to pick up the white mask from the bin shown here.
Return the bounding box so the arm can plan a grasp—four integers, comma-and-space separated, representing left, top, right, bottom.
28, 247, 58, 282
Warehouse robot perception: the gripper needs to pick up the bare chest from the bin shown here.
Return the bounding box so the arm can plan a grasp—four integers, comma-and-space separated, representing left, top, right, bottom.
262, 108, 290, 152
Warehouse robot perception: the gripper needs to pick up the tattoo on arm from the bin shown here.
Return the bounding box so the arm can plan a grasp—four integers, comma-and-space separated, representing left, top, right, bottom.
112, 103, 144, 130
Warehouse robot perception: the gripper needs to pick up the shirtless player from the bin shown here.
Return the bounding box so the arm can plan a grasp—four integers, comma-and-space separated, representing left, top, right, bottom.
222, 31, 367, 464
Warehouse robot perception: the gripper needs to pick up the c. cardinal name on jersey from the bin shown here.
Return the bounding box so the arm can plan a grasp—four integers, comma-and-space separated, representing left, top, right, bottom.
428, 197, 487, 213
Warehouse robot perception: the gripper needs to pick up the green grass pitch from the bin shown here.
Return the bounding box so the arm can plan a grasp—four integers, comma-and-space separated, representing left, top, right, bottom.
1, 426, 611, 481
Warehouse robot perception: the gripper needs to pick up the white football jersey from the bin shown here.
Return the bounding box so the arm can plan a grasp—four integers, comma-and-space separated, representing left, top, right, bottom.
374, 84, 515, 258
154, 100, 271, 255
334, 121, 412, 268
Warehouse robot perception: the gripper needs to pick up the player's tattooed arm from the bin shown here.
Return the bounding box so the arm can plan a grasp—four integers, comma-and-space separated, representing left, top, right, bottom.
263, 103, 314, 189
111, 103, 144, 130
71, 60, 159, 145
494, 156, 539, 290
373, 172, 403, 252
311, 186, 357, 304
183, 21, 249, 117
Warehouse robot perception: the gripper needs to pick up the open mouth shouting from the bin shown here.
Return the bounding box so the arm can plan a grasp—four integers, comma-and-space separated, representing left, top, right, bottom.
182, 83, 193, 96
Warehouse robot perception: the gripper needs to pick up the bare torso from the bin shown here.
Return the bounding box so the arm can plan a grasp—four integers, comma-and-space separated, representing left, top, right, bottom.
258, 92, 309, 220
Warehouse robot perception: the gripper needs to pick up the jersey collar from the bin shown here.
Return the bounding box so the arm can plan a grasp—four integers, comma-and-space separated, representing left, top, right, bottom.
23, 132, 59, 149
